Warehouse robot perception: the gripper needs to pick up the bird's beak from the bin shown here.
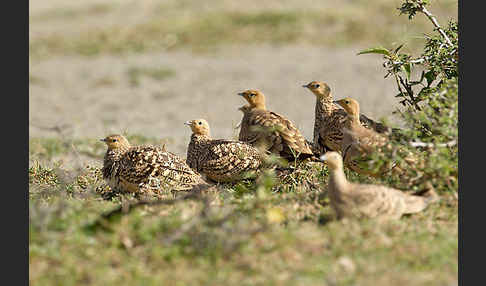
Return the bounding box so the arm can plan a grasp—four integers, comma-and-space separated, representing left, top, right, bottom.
320, 154, 327, 161
237, 92, 245, 96
302, 84, 309, 88
184, 121, 192, 126
100, 138, 106, 142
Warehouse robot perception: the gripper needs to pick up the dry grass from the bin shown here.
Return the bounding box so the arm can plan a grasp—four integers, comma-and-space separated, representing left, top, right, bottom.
29, 135, 457, 285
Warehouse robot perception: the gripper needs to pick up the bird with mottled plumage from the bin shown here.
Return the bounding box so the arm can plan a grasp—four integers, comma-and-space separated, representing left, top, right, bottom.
334, 97, 394, 176
237, 89, 315, 162
302, 81, 390, 157
101, 134, 207, 194
320, 152, 438, 221
185, 119, 264, 182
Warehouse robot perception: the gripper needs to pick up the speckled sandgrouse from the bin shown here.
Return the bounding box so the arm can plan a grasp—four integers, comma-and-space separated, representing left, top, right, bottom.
302, 81, 390, 157
101, 134, 207, 194
185, 119, 264, 183
237, 89, 315, 162
320, 152, 438, 221
333, 97, 393, 176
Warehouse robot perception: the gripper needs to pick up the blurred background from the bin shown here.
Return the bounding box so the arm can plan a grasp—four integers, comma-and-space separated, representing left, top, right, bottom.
29, 0, 458, 158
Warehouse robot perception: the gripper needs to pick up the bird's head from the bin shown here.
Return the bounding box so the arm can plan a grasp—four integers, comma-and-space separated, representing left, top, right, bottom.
333, 97, 360, 116
320, 151, 343, 170
302, 81, 331, 99
185, 119, 211, 136
237, 89, 266, 109
100, 134, 131, 150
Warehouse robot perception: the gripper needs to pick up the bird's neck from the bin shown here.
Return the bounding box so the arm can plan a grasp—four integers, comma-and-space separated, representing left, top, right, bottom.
345, 113, 361, 128
252, 102, 266, 110
315, 96, 336, 117
329, 167, 350, 192
103, 148, 129, 178
191, 133, 211, 144
105, 146, 129, 159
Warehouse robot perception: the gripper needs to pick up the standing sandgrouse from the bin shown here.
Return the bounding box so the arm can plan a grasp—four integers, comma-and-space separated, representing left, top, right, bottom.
302, 81, 390, 157
237, 89, 314, 162
333, 97, 392, 176
335, 97, 416, 177
320, 151, 438, 221
101, 134, 207, 194
185, 119, 264, 182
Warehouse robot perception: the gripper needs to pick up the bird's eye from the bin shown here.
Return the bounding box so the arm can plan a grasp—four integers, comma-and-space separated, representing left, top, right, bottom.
345, 100, 350, 104
250, 93, 255, 97
198, 122, 202, 125
313, 84, 320, 88
112, 139, 117, 142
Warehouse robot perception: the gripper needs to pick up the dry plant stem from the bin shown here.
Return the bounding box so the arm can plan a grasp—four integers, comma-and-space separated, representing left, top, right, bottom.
420, 5, 453, 47
409, 140, 457, 148
391, 5, 454, 66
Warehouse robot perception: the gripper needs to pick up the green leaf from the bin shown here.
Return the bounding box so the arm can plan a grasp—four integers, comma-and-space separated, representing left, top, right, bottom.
394, 44, 405, 54
401, 63, 411, 80
357, 47, 391, 56
424, 70, 436, 87
419, 70, 425, 83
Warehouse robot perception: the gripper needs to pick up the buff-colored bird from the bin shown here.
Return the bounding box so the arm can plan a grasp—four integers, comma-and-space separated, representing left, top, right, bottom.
320, 152, 438, 221
237, 89, 315, 162
302, 81, 390, 157
334, 97, 397, 176
185, 119, 264, 182
101, 134, 207, 194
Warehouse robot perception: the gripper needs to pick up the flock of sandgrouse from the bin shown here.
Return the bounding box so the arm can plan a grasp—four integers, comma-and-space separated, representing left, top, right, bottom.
101, 81, 439, 221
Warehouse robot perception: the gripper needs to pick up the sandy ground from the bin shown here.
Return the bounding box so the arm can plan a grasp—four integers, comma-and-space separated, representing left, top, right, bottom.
29, 44, 402, 158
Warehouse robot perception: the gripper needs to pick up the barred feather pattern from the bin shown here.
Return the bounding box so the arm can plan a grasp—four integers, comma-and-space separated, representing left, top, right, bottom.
187, 134, 263, 182
313, 99, 390, 157
239, 107, 314, 161
103, 145, 205, 193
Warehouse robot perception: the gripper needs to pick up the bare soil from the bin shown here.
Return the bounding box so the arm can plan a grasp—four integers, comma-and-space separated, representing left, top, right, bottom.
29, 44, 401, 157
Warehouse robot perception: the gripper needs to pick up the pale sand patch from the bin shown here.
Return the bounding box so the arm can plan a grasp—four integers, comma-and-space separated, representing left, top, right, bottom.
30, 44, 403, 159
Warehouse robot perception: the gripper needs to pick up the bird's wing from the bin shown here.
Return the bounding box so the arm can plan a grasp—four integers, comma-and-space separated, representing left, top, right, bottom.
201, 140, 262, 179
359, 113, 392, 134
121, 145, 201, 186
349, 184, 406, 218
266, 111, 313, 155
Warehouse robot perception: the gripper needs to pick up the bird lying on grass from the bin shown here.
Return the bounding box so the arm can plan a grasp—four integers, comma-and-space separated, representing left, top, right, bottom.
101, 134, 207, 195
320, 151, 439, 221
185, 119, 264, 183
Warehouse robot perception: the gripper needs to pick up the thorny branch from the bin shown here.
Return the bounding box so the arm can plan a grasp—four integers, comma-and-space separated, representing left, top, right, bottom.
420, 5, 453, 47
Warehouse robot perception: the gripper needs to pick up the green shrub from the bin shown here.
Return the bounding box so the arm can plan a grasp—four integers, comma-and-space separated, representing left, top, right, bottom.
358, 0, 458, 193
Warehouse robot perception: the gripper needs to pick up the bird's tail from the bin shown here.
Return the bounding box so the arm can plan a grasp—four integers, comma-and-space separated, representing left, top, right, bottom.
404, 182, 440, 214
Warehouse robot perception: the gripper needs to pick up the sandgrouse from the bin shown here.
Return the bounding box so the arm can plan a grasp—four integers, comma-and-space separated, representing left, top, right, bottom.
185, 119, 264, 183
237, 89, 314, 162
334, 97, 398, 177
320, 152, 438, 221
302, 81, 390, 157
101, 134, 206, 194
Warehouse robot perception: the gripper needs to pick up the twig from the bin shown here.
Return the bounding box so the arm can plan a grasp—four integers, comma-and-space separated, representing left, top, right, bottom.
420, 5, 453, 47
409, 140, 457, 148
392, 57, 427, 65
